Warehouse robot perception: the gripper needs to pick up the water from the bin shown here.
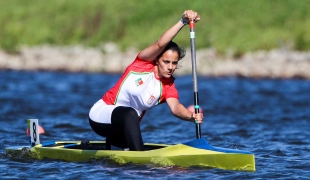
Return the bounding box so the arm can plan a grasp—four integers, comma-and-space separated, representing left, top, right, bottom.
1, 70, 309, 179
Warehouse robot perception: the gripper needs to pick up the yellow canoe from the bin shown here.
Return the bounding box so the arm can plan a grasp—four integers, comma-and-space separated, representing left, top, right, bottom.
6, 138, 255, 171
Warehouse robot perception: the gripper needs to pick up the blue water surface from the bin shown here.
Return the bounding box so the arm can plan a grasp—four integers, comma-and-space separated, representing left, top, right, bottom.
0, 70, 309, 179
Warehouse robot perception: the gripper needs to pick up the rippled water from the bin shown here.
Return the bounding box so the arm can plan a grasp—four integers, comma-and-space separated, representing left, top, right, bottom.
1, 70, 309, 179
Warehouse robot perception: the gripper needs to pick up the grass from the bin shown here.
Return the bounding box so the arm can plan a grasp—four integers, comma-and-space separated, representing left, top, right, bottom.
0, 0, 309, 55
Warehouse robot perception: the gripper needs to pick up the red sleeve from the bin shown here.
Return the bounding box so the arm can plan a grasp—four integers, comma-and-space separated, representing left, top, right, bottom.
129, 53, 155, 70
165, 83, 179, 99
160, 81, 179, 103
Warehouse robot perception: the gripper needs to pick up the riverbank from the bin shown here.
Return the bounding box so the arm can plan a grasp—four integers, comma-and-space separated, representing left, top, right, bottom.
1, 45, 310, 79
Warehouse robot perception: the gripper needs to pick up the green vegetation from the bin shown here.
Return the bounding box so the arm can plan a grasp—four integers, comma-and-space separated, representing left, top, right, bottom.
0, 0, 309, 55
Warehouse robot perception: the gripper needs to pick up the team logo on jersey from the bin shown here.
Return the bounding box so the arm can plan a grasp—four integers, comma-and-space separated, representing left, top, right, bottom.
135, 78, 143, 86
135, 78, 143, 87
147, 95, 156, 105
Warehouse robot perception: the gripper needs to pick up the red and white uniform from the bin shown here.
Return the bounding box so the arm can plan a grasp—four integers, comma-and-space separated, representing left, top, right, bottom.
89, 54, 179, 124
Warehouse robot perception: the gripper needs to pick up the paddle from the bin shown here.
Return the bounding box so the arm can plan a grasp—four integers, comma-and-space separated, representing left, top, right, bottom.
189, 20, 202, 139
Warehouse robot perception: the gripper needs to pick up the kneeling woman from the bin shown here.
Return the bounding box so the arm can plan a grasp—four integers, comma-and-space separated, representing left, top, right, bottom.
89, 10, 203, 151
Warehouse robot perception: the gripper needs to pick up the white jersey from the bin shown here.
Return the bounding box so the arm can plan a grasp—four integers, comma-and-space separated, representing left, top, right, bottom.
89, 53, 178, 124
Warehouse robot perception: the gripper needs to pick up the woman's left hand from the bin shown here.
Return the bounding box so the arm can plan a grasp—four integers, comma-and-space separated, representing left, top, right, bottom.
192, 112, 203, 124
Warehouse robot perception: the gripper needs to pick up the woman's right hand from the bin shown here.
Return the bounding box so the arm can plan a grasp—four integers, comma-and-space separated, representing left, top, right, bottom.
181, 10, 200, 24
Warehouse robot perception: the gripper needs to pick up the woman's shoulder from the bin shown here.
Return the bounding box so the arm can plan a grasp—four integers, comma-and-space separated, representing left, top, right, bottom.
124, 53, 155, 72
135, 52, 155, 62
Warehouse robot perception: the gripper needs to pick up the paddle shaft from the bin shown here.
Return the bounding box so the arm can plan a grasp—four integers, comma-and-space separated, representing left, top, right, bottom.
189, 20, 202, 139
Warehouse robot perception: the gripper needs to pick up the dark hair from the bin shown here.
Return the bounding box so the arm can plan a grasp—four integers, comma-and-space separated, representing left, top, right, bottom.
156, 41, 186, 61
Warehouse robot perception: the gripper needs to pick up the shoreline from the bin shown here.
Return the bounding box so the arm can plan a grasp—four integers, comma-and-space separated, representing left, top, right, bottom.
1, 45, 310, 79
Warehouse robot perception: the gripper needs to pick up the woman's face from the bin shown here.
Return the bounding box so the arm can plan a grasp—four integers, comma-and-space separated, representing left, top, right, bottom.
156, 50, 179, 78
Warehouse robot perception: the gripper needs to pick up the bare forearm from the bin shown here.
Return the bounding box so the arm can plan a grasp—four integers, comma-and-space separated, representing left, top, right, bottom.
139, 10, 200, 60
172, 103, 195, 122
156, 21, 184, 48
167, 98, 204, 124
140, 21, 184, 60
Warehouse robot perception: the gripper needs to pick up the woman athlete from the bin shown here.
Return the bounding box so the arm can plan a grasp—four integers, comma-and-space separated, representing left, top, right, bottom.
88, 10, 204, 151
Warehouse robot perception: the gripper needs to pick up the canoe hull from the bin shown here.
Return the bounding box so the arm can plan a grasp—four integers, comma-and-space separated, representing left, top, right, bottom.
6, 138, 255, 171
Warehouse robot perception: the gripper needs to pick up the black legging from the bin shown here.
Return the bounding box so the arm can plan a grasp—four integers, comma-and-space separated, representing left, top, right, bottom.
89, 106, 144, 151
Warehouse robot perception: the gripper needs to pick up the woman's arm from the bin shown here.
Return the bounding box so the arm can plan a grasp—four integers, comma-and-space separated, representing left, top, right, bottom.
139, 10, 200, 61
166, 98, 203, 123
